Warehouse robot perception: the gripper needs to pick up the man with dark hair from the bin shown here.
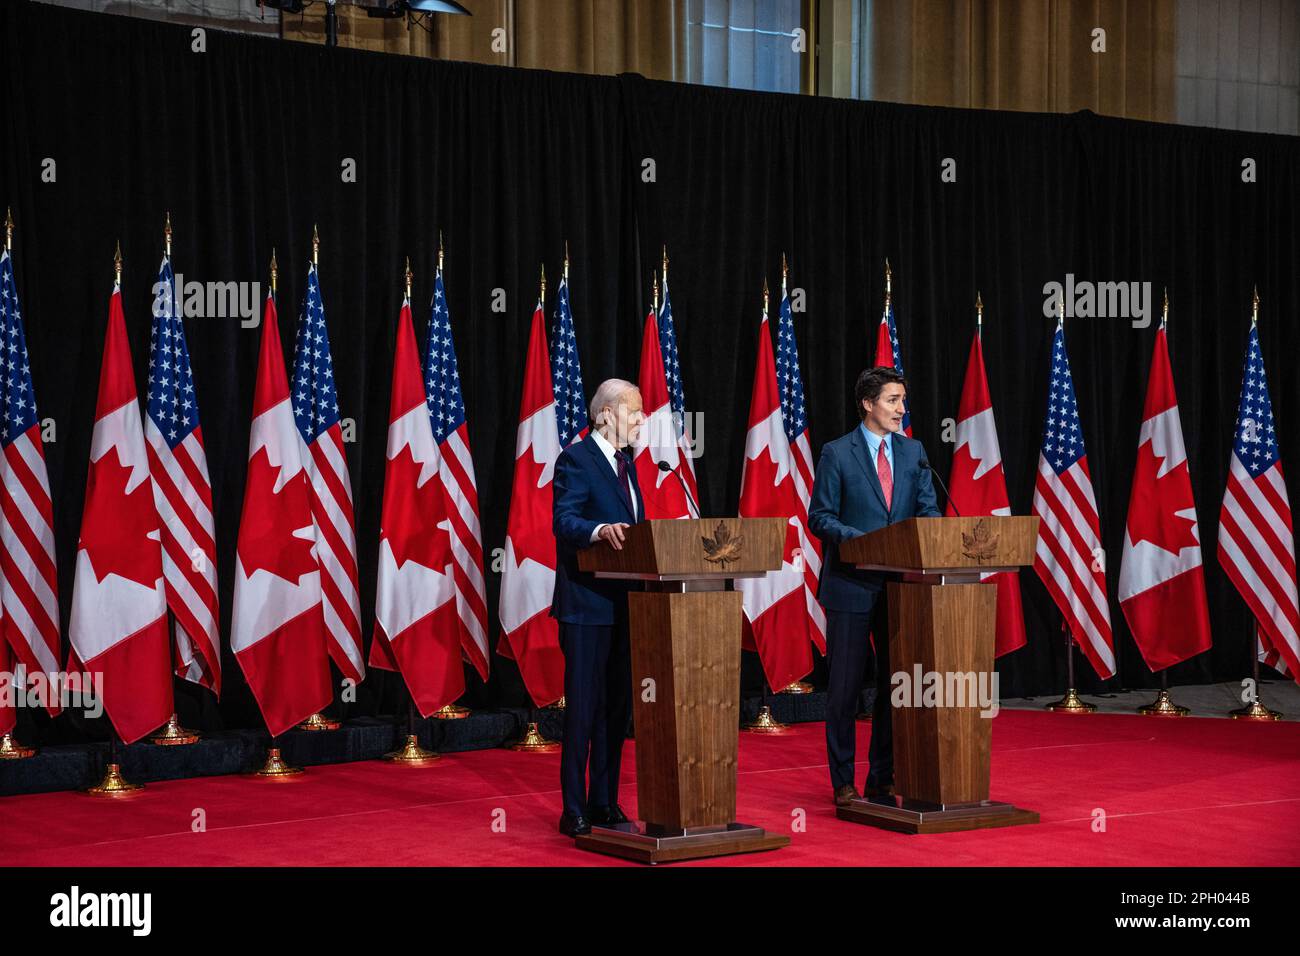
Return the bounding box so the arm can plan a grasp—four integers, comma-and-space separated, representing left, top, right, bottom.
809, 366, 941, 807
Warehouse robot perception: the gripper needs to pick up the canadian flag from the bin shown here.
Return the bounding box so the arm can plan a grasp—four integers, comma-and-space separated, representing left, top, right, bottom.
1118, 324, 1212, 671
67, 281, 172, 744
369, 295, 464, 715
947, 331, 1027, 657
736, 308, 815, 691
632, 305, 693, 519
497, 299, 565, 706
230, 292, 333, 736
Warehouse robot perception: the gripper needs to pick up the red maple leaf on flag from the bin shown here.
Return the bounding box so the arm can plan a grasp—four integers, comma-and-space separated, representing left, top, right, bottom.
239, 446, 318, 584
381, 444, 451, 570
79, 447, 162, 589
1128, 440, 1200, 554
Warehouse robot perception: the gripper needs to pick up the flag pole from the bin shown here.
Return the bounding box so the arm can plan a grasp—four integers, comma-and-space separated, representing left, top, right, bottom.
294, 226, 344, 735
543, 253, 568, 713
151, 212, 204, 747
744, 273, 794, 734
1137, 289, 1192, 717
777, 252, 815, 699
0, 209, 37, 760
87, 245, 147, 793
510, 259, 563, 753
976, 290, 983, 338
1229, 288, 1283, 720
252, 248, 306, 777
1230, 623, 1284, 720
1046, 302, 1096, 714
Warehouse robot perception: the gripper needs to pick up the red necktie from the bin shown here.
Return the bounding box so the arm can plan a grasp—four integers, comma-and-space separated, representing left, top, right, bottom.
877, 440, 893, 510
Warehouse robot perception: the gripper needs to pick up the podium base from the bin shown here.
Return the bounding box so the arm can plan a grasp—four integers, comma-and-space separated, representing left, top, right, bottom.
837, 795, 1039, 834
575, 821, 790, 864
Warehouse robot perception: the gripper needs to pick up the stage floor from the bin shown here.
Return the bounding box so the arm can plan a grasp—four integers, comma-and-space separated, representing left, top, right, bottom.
2, 709, 1297, 867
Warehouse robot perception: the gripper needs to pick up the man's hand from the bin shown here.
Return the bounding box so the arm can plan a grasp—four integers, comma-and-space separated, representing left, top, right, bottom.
597, 522, 630, 550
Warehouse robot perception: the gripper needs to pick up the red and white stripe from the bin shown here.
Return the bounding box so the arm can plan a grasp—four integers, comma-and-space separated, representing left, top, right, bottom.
1033, 457, 1116, 679
437, 422, 489, 681
1219, 455, 1299, 678
304, 420, 365, 685
0, 423, 61, 708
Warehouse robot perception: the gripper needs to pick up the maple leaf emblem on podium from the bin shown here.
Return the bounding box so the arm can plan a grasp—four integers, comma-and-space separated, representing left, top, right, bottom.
961, 518, 999, 565
702, 520, 744, 569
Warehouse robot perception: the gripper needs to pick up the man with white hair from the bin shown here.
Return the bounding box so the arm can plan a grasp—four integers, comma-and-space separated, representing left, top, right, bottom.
551, 378, 645, 837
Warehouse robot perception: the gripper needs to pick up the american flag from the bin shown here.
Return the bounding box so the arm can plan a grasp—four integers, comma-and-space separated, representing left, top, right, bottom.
657, 271, 699, 497
874, 299, 912, 435
549, 271, 587, 447
1032, 319, 1115, 679
292, 261, 365, 684
424, 263, 489, 681
773, 276, 825, 649
1218, 323, 1299, 680
0, 247, 61, 711
144, 254, 220, 692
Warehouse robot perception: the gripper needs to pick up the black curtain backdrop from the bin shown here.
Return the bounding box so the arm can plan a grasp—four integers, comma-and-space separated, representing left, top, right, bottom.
2, 1, 1297, 745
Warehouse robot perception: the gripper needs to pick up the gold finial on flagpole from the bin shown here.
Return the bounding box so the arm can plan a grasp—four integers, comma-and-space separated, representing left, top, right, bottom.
113, 240, 122, 285
405, 256, 412, 300
4, 207, 12, 252
1162, 287, 1169, 328
884, 258, 892, 309
438, 230, 444, 272
781, 252, 788, 295
653, 271, 659, 313
164, 211, 172, 258
1252, 285, 1259, 326
976, 290, 983, 335
1056, 293, 1064, 327
662, 244, 669, 286
312, 224, 320, 267
563, 240, 570, 281
270, 247, 278, 296
763, 275, 770, 316
539, 262, 547, 308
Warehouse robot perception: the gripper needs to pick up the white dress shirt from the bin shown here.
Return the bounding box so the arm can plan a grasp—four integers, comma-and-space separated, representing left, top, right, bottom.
590, 428, 640, 543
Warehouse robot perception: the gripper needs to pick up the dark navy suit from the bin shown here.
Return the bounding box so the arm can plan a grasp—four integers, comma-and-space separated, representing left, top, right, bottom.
551, 433, 643, 819
808, 425, 941, 791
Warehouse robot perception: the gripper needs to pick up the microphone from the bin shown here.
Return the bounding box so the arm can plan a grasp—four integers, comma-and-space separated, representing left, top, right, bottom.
657, 460, 702, 518
917, 459, 961, 517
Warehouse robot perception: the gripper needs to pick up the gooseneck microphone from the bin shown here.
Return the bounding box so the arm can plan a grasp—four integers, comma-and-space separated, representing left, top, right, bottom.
656, 460, 702, 518
917, 459, 961, 517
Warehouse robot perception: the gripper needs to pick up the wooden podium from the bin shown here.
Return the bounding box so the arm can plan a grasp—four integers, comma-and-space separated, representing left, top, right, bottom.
573, 517, 792, 864
836, 515, 1042, 834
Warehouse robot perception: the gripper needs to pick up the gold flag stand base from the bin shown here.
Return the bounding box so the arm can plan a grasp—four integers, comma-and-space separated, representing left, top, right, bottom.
1137, 689, 1189, 717
1230, 699, 1283, 721
296, 712, 341, 731
780, 681, 814, 694
741, 705, 791, 734
255, 747, 304, 777
150, 713, 200, 745
509, 722, 561, 753
1046, 688, 1096, 713
0, 733, 35, 759
87, 762, 143, 796
384, 734, 441, 766
433, 704, 470, 720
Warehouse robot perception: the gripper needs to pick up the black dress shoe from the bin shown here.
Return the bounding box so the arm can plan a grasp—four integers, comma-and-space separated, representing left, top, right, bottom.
558, 813, 592, 837
865, 781, 895, 800
589, 804, 630, 826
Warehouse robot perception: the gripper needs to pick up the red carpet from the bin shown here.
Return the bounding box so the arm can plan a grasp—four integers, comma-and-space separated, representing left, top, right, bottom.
3, 710, 1298, 867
